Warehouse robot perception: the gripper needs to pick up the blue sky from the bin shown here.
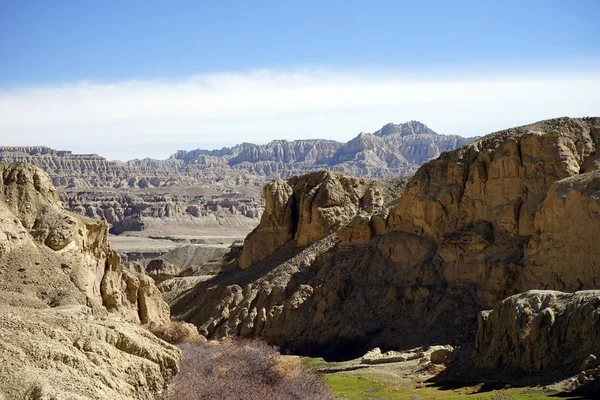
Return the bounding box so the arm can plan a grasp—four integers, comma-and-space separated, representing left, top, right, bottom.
1, 1, 599, 160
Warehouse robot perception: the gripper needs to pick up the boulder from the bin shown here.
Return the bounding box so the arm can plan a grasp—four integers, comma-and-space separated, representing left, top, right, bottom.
429, 346, 454, 364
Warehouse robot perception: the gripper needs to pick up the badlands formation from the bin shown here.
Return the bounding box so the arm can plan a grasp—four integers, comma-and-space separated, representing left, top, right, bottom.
170, 117, 600, 382
0, 121, 474, 244
1, 117, 600, 398
0, 163, 179, 399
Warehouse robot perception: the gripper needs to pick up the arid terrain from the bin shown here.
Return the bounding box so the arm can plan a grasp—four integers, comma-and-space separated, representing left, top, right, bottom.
1, 117, 600, 399
1, 121, 474, 270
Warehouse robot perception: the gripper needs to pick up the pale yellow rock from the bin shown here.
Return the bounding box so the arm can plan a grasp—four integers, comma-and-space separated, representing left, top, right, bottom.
239, 178, 294, 269
0, 163, 178, 398
523, 170, 600, 291
239, 171, 406, 268
0, 304, 180, 400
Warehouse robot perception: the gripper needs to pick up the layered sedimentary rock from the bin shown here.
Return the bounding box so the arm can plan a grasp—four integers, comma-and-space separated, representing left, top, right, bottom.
172, 117, 600, 364
61, 189, 264, 234
0, 121, 475, 190
0, 163, 180, 399
0, 146, 208, 189
169, 121, 475, 179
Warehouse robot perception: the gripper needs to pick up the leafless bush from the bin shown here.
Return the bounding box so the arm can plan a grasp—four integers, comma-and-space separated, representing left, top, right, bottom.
166, 339, 333, 399
149, 320, 206, 345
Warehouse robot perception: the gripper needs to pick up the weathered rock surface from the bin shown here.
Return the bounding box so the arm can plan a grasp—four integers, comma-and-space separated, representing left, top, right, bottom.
0, 163, 180, 399
0, 303, 180, 400
523, 170, 600, 291
239, 171, 408, 269
360, 345, 453, 365
0, 147, 206, 189
147, 258, 181, 282
1, 122, 473, 242
146, 244, 228, 284
61, 189, 264, 235
239, 178, 295, 269
172, 117, 600, 361
475, 290, 600, 373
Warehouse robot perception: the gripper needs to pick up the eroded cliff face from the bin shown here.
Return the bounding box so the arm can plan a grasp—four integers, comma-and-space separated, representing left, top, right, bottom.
386, 117, 600, 305
0, 163, 171, 324
0, 122, 475, 191
0, 163, 179, 399
172, 117, 600, 366
61, 189, 263, 235
238, 172, 407, 268
238, 178, 295, 269
523, 170, 600, 291
388, 118, 596, 237
475, 290, 600, 373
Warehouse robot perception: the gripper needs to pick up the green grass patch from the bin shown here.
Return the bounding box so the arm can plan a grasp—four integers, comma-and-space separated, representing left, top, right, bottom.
301, 356, 561, 399
325, 373, 405, 399
300, 356, 361, 369
324, 372, 560, 400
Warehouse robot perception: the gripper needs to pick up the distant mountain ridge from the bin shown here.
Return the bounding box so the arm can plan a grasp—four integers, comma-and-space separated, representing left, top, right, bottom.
0, 121, 477, 188
143, 120, 476, 180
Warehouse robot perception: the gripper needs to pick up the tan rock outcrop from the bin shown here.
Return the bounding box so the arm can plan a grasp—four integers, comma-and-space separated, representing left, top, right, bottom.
0, 163, 170, 325
239, 178, 294, 269
291, 172, 369, 246
0, 303, 180, 400
173, 118, 600, 363
475, 290, 600, 373
388, 118, 598, 237
523, 170, 600, 291
239, 171, 406, 269
0, 163, 179, 398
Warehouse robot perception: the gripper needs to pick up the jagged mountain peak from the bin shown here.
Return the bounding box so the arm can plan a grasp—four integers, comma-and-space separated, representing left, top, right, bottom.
374, 120, 437, 137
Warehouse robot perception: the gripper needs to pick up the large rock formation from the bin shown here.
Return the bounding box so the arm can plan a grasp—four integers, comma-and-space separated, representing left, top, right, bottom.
238, 172, 408, 268
523, 170, 600, 291
238, 178, 295, 269
475, 290, 600, 373
0, 147, 208, 189
0, 163, 180, 399
171, 117, 600, 362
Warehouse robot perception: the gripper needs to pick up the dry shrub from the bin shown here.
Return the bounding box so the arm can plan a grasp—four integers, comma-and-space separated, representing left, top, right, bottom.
270, 354, 300, 381
149, 320, 206, 345
166, 339, 333, 400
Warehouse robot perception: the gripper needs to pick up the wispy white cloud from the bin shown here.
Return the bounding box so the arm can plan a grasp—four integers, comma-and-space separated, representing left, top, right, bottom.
1, 69, 599, 161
